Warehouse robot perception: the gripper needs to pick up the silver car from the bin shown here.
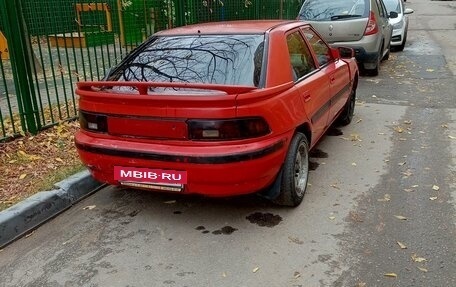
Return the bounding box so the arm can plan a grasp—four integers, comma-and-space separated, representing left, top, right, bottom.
384, 0, 414, 51
298, 0, 398, 76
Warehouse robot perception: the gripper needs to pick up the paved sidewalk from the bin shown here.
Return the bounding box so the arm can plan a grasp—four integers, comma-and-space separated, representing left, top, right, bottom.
0, 170, 103, 248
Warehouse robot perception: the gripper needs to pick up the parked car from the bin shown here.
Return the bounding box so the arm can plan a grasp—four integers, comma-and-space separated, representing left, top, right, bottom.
75, 20, 359, 207
384, 0, 414, 51
297, 0, 398, 75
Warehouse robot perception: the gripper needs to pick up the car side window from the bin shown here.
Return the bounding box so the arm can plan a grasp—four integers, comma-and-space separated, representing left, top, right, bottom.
286, 31, 316, 81
301, 27, 332, 67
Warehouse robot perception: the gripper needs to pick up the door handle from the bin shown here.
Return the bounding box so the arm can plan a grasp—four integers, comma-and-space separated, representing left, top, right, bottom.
303, 94, 311, 102
330, 76, 335, 84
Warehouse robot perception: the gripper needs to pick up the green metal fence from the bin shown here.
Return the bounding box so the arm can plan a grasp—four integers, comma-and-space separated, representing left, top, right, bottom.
0, 0, 303, 141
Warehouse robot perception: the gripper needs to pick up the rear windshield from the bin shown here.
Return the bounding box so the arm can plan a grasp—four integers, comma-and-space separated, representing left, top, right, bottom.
108, 34, 265, 87
298, 0, 369, 21
383, 0, 401, 13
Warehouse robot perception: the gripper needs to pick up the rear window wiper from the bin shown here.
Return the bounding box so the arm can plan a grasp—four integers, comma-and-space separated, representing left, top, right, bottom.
330, 14, 363, 20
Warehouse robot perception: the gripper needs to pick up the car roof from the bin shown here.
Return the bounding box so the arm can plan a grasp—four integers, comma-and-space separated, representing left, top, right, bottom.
155, 20, 309, 36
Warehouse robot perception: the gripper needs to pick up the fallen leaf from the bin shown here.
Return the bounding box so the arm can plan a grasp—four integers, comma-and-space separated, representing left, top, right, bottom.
429, 197, 438, 201
83, 205, 96, 210
441, 124, 448, 129
402, 170, 413, 177
350, 134, 362, 142
449, 135, 456, 140
19, 173, 27, 180
411, 185, 419, 188
222, 272, 227, 277
352, 162, 357, 166
403, 120, 412, 125
426, 68, 434, 72
329, 216, 336, 220
384, 273, 397, 278
412, 254, 427, 263
417, 267, 428, 273
293, 272, 301, 279
25, 231, 35, 238
288, 236, 304, 245
397, 241, 407, 249
55, 158, 63, 162
356, 119, 362, 124
18, 150, 27, 157
330, 184, 340, 190
394, 126, 404, 133
432, 185, 440, 191
394, 215, 407, 220
252, 267, 260, 273
377, 194, 391, 202
398, 162, 406, 166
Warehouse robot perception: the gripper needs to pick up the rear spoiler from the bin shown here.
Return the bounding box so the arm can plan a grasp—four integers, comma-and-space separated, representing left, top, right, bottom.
77, 81, 257, 95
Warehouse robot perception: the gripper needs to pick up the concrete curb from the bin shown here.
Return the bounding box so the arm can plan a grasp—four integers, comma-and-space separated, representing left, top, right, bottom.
0, 170, 103, 248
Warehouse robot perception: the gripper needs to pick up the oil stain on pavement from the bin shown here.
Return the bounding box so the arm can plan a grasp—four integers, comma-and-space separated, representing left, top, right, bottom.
246, 212, 282, 227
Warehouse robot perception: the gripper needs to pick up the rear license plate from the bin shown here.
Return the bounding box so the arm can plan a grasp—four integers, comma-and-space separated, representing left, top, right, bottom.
114, 166, 187, 184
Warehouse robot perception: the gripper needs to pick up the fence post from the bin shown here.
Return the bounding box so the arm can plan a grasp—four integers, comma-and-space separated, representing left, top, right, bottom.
175, 0, 185, 27
0, 0, 40, 134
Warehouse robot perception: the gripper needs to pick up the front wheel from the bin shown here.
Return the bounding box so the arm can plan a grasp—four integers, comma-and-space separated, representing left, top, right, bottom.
273, 133, 309, 207
337, 88, 356, 126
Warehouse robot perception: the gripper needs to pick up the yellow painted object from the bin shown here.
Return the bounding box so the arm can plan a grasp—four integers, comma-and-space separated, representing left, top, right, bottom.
49, 3, 114, 48
0, 31, 9, 60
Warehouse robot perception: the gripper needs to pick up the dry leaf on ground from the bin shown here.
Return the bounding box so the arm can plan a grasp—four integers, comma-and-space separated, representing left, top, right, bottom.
384, 273, 398, 278
394, 215, 408, 220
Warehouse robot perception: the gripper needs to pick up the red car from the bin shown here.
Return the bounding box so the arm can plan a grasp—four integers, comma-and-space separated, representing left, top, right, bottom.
75, 20, 358, 206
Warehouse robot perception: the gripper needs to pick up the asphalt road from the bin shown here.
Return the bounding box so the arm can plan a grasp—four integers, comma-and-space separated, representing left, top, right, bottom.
1, 0, 455, 286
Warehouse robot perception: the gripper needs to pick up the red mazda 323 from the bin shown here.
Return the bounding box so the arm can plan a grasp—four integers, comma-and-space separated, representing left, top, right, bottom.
75, 20, 358, 206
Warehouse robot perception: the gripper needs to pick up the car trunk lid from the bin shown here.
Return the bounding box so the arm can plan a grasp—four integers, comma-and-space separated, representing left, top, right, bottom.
308, 18, 369, 43
77, 81, 256, 140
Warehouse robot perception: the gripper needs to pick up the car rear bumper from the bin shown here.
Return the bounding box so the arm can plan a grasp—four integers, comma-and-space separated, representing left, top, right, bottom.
75, 131, 291, 196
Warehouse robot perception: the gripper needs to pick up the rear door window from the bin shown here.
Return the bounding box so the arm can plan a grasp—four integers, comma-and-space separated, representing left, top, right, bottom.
286, 31, 317, 80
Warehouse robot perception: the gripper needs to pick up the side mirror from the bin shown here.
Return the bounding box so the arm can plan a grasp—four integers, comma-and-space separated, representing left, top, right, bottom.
337, 46, 355, 59
389, 11, 398, 18
404, 8, 414, 15
330, 48, 340, 60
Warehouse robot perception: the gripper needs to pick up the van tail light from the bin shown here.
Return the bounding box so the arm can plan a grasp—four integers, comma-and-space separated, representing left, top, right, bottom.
364, 11, 379, 36
79, 111, 108, 133
188, 118, 270, 140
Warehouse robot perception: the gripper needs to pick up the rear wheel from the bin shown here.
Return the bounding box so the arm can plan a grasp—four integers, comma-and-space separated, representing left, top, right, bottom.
365, 44, 382, 76
273, 133, 309, 207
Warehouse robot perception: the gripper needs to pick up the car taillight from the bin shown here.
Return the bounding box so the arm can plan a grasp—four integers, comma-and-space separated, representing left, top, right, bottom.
188, 118, 270, 140
79, 111, 108, 133
364, 11, 379, 36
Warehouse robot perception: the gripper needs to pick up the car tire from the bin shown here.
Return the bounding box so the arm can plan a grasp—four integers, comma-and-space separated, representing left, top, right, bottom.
365, 43, 382, 76
337, 87, 356, 126
397, 32, 407, 51
383, 43, 391, 61
365, 58, 379, 76
273, 132, 309, 207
